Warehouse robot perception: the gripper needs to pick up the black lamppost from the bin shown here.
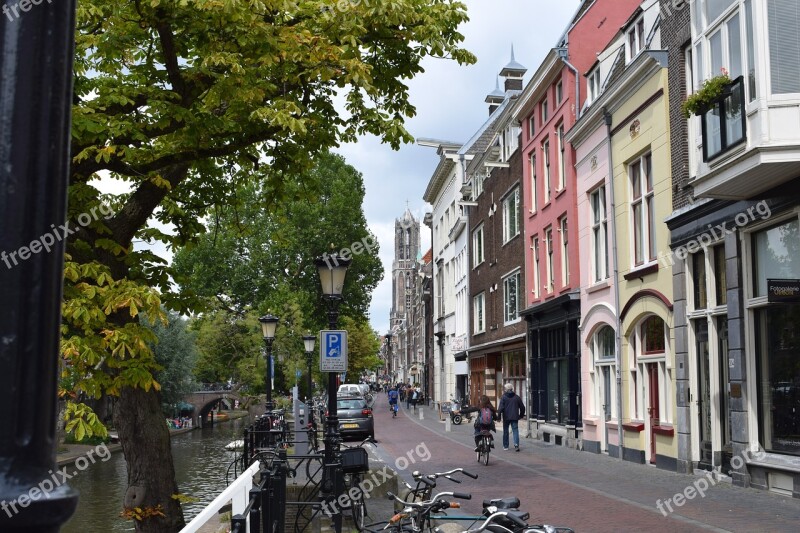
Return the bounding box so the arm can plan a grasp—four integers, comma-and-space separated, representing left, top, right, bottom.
303, 335, 316, 403
385, 333, 393, 384
314, 253, 351, 533
259, 314, 279, 411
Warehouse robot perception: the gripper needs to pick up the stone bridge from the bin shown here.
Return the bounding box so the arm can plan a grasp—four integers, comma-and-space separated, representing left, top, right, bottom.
183, 389, 248, 428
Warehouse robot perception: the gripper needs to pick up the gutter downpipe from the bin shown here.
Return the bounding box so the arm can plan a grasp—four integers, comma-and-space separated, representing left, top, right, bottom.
604, 108, 624, 461
557, 47, 581, 121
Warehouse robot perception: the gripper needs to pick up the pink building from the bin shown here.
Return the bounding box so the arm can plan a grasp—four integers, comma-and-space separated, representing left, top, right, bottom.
513, 0, 641, 448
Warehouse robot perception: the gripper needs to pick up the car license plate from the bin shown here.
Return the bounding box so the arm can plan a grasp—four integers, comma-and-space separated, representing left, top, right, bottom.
342, 423, 359, 429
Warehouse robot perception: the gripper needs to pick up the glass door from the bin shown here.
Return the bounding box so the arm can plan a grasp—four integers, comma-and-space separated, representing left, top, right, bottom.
695, 319, 713, 469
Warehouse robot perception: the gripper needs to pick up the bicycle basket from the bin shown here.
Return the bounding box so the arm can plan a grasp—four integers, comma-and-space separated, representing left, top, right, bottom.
341, 447, 369, 473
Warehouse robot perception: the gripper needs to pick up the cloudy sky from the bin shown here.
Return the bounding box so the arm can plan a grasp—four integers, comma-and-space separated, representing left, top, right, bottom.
345, 0, 581, 335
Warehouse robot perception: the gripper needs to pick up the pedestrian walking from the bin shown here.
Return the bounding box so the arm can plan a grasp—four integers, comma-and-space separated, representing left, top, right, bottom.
411, 387, 419, 412
498, 383, 526, 451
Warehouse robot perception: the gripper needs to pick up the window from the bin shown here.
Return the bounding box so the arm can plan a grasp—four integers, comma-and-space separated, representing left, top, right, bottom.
768, 0, 800, 94
642, 316, 666, 354
557, 124, 566, 191
705, 0, 737, 26
541, 98, 549, 124
629, 153, 655, 265
753, 219, 800, 297
543, 139, 551, 203
473, 225, 484, 267
545, 227, 554, 293
473, 173, 484, 199
529, 154, 538, 212
502, 187, 520, 243
630, 316, 672, 426
590, 186, 608, 282
556, 80, 563, 106
532, 236, 540, 299
714, 245, 727, 305
543, 326, 570, 424
693, 252, 708, 309
502, 124, 520, 161
503, 270, 521, 323
591, 326, 617, 421
528, 116, 536, 138
560, 217, 569, 287
587, 68, 601, 104
627, 16, 645, 61
473, 293, 485, 334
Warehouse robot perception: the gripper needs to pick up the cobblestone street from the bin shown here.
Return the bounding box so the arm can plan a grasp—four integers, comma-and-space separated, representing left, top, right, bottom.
366, 395, 800, 533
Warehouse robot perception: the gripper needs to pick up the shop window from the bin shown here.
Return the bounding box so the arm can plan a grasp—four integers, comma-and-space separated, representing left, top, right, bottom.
753, 219, 800, 297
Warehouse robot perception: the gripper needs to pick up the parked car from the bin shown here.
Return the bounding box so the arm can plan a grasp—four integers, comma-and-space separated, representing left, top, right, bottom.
336, 396, 374, 440
337, 384, 363, 397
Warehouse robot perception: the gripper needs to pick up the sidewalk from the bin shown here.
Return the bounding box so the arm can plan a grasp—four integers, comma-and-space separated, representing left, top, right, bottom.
372, 397, 800, 533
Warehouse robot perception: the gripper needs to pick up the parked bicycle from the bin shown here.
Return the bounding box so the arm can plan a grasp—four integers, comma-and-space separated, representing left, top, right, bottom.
339, 435, 377, 531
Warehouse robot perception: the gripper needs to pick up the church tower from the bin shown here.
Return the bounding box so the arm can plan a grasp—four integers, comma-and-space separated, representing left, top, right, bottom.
390, 208, 420, 330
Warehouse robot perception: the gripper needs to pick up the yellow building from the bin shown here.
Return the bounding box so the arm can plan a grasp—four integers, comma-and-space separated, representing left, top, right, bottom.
608, 49, 676, 467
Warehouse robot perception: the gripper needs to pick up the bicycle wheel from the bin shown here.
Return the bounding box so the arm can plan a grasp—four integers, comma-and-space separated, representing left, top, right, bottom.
352, 496, 367, 531
482, 437, 490, 465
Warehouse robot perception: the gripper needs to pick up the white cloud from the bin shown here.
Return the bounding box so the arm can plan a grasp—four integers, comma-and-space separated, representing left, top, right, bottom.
350, 0, 581, 334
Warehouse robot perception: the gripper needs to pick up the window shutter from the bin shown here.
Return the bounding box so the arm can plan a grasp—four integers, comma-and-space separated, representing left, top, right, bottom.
769, 0, 800, 94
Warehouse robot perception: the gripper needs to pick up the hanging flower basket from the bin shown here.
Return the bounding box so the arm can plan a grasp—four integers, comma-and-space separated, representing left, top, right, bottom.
682, 72, 732, 118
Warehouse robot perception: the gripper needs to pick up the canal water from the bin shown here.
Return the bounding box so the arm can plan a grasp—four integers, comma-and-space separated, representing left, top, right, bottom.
63, 416, 250, 533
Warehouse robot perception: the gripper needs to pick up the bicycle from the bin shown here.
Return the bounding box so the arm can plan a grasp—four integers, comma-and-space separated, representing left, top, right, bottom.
476, 431, 492, 466
364, 490, 473, 533
340, 435, 377, 531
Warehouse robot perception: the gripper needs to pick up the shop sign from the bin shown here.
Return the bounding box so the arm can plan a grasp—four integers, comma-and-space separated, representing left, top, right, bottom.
767, 279, 800, 303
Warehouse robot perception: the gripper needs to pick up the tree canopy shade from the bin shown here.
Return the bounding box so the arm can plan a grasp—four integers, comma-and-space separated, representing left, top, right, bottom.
63, 1, 474, 530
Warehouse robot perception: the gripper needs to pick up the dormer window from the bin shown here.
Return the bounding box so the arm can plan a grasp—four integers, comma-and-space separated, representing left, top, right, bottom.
587, 67, 601, 104
502, 123, 520, 161
627, 15, 645, 62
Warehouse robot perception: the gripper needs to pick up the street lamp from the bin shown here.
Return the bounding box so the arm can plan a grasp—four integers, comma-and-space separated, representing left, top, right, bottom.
314, 252, 351, 533
259, 314, 279, 411
385, 333, 393, 385
303, 334, 316, 403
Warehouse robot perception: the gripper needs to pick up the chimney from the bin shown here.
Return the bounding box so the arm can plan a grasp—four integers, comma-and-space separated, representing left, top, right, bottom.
485, 77, 505, 116
500, 44, 526, 93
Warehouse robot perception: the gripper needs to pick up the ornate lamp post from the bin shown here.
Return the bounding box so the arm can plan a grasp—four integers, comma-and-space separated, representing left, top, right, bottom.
259, 314, 279, 411
303, 335, 316, 403
314, 253, 351, 533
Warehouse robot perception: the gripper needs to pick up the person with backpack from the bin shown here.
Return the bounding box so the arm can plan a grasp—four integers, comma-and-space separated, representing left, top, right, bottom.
387, 386, 399, 417
473, 395, 497, 451
498, 383, 526, 451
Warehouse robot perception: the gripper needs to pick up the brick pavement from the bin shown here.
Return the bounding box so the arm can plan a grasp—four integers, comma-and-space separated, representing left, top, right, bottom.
369, 395, 800, 533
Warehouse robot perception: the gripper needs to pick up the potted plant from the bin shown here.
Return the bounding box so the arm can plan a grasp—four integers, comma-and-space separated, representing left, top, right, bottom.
682, 68, 732, 118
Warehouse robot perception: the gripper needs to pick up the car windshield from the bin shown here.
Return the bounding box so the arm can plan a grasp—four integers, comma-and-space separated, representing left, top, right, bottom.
337, 399, 366, 410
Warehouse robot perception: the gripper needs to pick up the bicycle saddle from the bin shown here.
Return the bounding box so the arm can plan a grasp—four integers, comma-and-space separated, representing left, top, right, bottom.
482, 497, 520, 509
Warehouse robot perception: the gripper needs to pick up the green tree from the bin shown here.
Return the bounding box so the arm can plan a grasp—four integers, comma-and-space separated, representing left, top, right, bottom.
64, 2, 474, 530
339, 315, 382, 380
144, 311, 200, 415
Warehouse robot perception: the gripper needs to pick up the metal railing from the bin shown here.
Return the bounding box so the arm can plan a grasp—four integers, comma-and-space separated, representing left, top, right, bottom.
181, 460, 261, 533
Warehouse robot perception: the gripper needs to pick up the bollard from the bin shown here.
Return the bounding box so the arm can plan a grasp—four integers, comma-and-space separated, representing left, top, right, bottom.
419, 409, 424, 420
445, 416, 451, 432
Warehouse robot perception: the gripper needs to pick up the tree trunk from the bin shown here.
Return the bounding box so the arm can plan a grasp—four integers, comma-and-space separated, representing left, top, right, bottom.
114, 386, 185, 532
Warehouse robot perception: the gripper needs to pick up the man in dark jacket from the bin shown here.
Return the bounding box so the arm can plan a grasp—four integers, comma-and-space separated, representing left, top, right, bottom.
498, 383, 526, 451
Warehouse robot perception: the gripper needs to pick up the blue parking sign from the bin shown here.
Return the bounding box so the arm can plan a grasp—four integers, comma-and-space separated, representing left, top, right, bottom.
319, 330, 348, 372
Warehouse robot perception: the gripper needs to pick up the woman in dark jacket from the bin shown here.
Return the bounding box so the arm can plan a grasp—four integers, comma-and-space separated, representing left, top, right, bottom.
473, 395, 497, 450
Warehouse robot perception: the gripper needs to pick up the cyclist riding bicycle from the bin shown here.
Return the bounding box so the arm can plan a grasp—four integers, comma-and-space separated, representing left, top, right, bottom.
387, 386, 399, 415
473, 394, 497, 451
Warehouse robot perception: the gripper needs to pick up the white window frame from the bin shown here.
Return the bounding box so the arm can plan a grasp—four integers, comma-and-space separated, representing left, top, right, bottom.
528, 115, 535, 139
529, 153, 537, 213
502, 186, 521, 244
587, 67, 601, 104
531, 236, 540, 299
473, 224, 485, 268
560, 217, 569, 288
556, 80, 563, 106
473, 292, 486, 334
591, 326, 617, 420
541, 98, 549, 124
590, 185, 609, 282
545, 227, 554, 293
502, 269, 521, 324
543, 138, 551, 204
626, 15, 646, 62
629, 153, 655, 266
629, 316, 673, 424
557, 123, 566, 191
